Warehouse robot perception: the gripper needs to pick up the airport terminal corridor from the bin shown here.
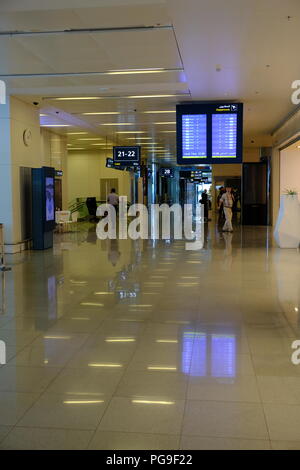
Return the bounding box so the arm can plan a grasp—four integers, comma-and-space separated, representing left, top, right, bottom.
1, 0, 300, 454
0, 223, 299, 450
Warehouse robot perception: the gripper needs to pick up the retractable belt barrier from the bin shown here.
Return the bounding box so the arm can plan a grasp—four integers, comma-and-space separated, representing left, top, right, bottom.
0, 224, 11, 272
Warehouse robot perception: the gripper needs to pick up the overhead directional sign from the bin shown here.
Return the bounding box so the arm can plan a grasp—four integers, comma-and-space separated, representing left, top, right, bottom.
113, 146, 141, 166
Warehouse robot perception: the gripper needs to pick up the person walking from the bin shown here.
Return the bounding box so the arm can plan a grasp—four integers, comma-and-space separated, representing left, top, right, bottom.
107, 188, 119, 211
219, 187, 234, 232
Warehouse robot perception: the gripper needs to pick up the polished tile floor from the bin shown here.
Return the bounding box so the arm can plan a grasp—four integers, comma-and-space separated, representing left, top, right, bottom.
0, 222, 299, 449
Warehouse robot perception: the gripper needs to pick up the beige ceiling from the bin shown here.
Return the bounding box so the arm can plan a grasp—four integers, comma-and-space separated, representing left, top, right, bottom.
0, 0, 299, 162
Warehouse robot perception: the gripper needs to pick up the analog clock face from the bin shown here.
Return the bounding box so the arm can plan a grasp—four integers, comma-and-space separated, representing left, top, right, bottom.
23, 129, 32, 146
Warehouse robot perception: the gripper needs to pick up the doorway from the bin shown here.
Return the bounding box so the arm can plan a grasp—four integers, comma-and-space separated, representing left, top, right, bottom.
242, 163, 269, 225
100, 178, 119, 203
55, 178, 62, 210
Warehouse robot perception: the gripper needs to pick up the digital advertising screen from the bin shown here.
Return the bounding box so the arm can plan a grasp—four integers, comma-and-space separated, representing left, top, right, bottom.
113, 146, 141, 166
177, 103, 243, 165
45, 176, 55, 222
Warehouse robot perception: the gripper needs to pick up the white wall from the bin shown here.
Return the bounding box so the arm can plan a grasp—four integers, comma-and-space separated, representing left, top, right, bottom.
0, 97, 68, 248
0, 97, 43, 246
40, 129, 68, 209
67, 150, 132, 204
272, 106, 300, 224
280, 145, 300, 202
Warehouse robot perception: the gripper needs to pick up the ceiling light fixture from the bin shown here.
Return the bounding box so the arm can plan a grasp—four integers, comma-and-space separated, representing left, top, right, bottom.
67, 132, 88, 135
88, 363, 123, 368
116, 131, 145, 134
101, 123, 134, 126
126, 137, 153, 140
144, 110, 176, 114
82, 112, 121, 115
51, 97, 102, 101
107, 68, 167, 75
105, 338, 136, 343
64, 400, 104, 404
132, 400, 175, 405
126, 94, 179, 99
154, 122, 176, 125
41, 124, 71, 127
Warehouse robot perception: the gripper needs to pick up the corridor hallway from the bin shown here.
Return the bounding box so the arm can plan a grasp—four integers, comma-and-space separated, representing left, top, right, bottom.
0, 223, 299, 450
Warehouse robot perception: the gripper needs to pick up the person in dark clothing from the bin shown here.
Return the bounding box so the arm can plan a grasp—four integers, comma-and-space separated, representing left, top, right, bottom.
86, 197, 98, 222
200, 190, 209, 221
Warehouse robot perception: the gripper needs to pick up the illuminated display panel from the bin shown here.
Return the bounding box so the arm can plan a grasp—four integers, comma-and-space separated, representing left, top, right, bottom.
212, 113, 237, 158
113, 146, 140, 166
45, 177, 55, 222
182, 114, 207, 159
177, 103, 243, 164
160, 168, 174, 178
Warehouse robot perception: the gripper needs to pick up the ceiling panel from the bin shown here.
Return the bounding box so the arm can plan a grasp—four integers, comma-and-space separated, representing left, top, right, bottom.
2, 0, 297, 153
90, 29, 181, 69
0, 1, 169, 29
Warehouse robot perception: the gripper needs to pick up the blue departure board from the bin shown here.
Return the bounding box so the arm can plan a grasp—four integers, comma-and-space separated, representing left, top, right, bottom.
212, 113, 237, 158
182, 114, 207, 159
177, 103, 243, 164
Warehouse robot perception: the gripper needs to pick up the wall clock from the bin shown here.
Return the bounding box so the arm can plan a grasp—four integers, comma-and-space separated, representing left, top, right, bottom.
23, 129, 32, 147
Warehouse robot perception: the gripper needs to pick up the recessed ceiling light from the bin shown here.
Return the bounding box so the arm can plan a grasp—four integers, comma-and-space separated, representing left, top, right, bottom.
161, 130, 177, 133
78, 138, 103, 141
132, 400, 175, 405
107, 68, 167, 75
116, 131, 145, 134
105, 338, 136, 343
67, 132, 88, 135
126, 94, 178, 99
41, 124, 71, 127
154, 122, 176, 125
88, 363, 123, 368
68, 148, 85, 150
63, 400, 104, 405
127, 137, 153, 140
50, 97, 102, 101
82, 112, 121, 115
101, 123, 134, 126
144, 110, 176, 114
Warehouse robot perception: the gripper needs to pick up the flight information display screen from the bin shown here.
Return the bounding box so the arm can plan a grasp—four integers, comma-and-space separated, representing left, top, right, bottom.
177, 103, 243, 164
182, 114, 207, 159
212, 113, 237, 159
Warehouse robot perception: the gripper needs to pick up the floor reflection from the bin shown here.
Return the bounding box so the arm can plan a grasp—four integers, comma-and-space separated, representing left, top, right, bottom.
182, 330, 236, 378
0, 222, 300, 449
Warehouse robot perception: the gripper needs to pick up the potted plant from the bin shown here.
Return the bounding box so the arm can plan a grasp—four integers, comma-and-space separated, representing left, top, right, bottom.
274, 189, 300, 248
